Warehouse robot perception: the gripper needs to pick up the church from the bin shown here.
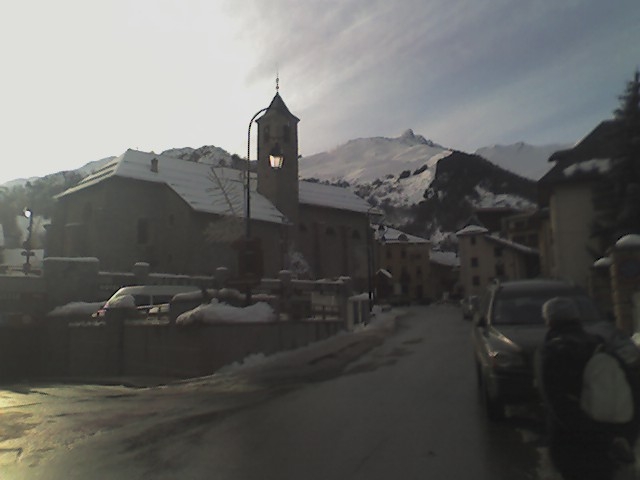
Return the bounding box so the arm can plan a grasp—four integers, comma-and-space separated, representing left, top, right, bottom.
47, 91, 375, 287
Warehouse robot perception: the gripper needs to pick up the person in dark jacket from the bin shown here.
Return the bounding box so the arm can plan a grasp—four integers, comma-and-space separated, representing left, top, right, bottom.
537, 297, 615, 480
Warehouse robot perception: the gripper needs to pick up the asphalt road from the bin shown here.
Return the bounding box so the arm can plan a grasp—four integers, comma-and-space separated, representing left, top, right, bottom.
2, 305, 557, 479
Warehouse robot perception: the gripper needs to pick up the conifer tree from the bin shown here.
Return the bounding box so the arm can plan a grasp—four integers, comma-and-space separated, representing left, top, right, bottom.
611, 70, 640, 237
591, 70, 640, 252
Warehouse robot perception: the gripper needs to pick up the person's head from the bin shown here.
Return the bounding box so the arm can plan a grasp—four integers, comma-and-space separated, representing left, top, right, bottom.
542, 296, 581, 329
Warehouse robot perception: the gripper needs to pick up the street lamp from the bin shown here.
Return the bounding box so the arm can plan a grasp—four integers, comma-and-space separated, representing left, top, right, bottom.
366, 206, 384, 311
243, 109, 285, 304
22, 207, 34, 275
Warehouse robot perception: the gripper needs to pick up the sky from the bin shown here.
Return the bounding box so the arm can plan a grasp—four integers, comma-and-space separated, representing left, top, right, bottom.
1, 0, 639, 185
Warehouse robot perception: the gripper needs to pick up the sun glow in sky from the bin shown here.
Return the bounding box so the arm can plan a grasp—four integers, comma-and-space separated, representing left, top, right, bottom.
1, 0, 639, 185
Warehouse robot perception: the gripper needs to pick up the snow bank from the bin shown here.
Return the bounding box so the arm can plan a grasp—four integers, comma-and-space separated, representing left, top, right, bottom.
176, 300, 275, 326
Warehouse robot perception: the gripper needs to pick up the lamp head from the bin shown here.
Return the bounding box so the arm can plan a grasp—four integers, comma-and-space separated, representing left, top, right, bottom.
269, 143, 284, 169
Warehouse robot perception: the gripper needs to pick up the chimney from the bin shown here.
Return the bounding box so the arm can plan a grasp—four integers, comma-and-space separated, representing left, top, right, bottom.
151, 157, 158, 173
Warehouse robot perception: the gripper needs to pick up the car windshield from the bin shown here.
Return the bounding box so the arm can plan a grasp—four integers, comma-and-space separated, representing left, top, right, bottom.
492, 292, 601, 325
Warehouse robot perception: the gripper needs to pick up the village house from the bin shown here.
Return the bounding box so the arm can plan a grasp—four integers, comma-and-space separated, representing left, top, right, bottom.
373, 226, 459, 303
456, 224, 539, 297
47, 92, 375, 287
538, 120, 621, 288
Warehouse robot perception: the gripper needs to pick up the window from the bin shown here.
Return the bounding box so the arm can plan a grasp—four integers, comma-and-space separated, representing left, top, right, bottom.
401, 248, 407, 259
472, 276, 480, 286
299, 223, 308, 233
283, 125, 291, 143
471, 257, 479, 268
137, 219, 149, 245
470, 237, 476, 245
495, 264, 505, 277
386, 249, 392, 259
494, 247, 503, 257
326, 226, 336, 236
351, 230, 361, 240
416, 266, 422, 275
168, 214, 175, 226
264, 126, 270, 142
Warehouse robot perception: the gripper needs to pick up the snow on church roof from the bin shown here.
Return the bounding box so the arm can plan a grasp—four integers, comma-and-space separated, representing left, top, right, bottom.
57, 149, 287, 225
298, 181, 373, 213
57, 149, 372, 222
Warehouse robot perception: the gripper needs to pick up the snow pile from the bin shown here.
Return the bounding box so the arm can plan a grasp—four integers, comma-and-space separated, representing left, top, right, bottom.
46, 301, 105, 317
563, 158, 610, 177
177, 300, 275, 326
214, 306, 396, 381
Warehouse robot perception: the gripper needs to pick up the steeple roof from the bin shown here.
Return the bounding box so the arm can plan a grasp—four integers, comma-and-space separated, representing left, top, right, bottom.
257, 92, 299, 123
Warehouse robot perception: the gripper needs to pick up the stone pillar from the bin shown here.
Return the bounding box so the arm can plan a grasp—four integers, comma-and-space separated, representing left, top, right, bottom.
279, 270, 293, 321
590, 257, 614, 319
215, 267, 229, 289
338, 276, 352, 328
133, 262, 149, 284
610, 235, 640, 334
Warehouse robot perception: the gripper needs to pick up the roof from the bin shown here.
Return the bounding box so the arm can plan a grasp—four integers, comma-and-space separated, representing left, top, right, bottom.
376, 225, 429, 244
56, 149, 288, 225
485, 234, 539, 256
299, 181, 375, 214
540, 120, 621, 186
257, 92, 300, 123
57, 149, 373, 222
456, 225, 489, 236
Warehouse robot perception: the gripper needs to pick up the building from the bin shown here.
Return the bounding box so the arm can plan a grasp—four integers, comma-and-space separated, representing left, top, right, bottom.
373, 226, 459, 303
538, 120, 621, 288
48, 92, 375, 285
374, 226, 431, 302
456, 224, 539, 297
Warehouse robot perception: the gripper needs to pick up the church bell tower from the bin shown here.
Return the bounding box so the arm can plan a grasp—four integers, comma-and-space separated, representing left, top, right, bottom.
256, 89, 300, 226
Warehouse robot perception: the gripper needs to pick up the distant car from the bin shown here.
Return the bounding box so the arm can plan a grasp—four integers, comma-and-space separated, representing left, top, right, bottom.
92, 284, 201, 318
471, 279, 603, 420
461, 295, 479, 319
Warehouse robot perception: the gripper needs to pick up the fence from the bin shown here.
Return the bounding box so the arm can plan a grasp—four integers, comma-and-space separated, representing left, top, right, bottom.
0, 261, 370, 383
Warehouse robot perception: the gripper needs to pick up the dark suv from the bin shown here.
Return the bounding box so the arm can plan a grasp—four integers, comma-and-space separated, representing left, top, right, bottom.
472, 279, 602, 420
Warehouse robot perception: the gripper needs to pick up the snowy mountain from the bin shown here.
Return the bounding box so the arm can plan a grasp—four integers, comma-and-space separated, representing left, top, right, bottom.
475, 142, 569, 180
300, 130, 539, 212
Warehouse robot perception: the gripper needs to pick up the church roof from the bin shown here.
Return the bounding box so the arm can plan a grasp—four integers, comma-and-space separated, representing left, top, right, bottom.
57, 149, 372, 221
56, 149, 287, 225
299, 181, 375, 213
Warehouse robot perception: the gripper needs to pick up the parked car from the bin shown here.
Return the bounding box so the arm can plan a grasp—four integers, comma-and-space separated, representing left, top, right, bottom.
471, 279, 603, 420
92, 284, 201, 318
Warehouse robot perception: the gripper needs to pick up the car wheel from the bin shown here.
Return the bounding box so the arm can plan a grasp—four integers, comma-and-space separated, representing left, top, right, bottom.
482, 376, 505, 421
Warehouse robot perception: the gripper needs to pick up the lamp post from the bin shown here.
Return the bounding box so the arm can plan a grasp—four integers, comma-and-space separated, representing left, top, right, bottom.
22, 207, 34, 275
244, 109, 285, 305
366, 206, 384, 311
